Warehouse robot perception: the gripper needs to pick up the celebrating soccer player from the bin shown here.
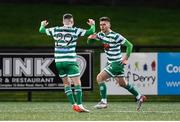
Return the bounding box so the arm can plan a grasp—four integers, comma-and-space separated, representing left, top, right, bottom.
88, 17, 146, 111
39, 13, 95, 112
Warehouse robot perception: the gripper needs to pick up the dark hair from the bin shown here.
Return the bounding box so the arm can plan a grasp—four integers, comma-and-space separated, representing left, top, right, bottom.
63, 13, 73, 19
99, 17, 110, 22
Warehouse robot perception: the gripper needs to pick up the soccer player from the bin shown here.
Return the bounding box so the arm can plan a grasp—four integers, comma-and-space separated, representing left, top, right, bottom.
88, 17, 146, 111
39, 13, 95, 112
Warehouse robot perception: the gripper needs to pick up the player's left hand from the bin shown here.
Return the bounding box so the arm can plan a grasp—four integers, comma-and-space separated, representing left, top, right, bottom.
88, 33, 97, 39
87, 19, 95, 25
122, 55, 128, 65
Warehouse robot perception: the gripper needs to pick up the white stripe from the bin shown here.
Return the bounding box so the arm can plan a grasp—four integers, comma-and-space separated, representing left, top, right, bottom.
104, 68, 114, 77
76, 29, 82, 36
81, 30, 86, 36
74, 89, 82, 92
65, 90, 72, 93
109, 43, 119, 47
107, 55, 121, 59
55, 58, 76, 62
58, 31, 76, 36
108, 34, 116, 37
107, 51, 121, 55
68, 73, 80, 77
108, 59, 121, 64
100, 36, 110, 41
102, 110, 175, 114
117, 74, 124, 77
45, 29, 51, 36
59, 74, 67, 78
55, 47, 75, 51
109, 47, 120, 50
116, 35, 125, 41
54, 53, 76, 57
104, 110, 176, 114
67, 41, 77, 46
121, 39, 126, 44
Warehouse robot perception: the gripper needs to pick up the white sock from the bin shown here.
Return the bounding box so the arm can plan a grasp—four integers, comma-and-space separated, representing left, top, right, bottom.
136, 94, 141, 100
72, 103, 77, 106
101, 99, 107, 103
78, 104, 83, 108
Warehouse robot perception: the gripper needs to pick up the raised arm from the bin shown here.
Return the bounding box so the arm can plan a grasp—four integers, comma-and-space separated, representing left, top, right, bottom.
39, 20, 49, 33
84, 19, 95, 36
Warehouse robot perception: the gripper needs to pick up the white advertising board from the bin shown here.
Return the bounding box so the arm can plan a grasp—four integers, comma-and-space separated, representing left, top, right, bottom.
100, 53, 158, 95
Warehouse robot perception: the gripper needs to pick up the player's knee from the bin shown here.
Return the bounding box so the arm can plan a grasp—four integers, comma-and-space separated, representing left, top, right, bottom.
119, 82, 126, 87
63, 81, 70, 87
73, 80, 81, 86
120, 80, 128, 87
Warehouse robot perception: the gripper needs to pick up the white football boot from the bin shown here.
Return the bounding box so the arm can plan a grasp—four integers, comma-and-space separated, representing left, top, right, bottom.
94, 101, 108, 109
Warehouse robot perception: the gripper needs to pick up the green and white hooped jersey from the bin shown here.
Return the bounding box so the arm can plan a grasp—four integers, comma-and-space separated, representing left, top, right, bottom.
45, 26, 86, 63
97, 31, 126, 64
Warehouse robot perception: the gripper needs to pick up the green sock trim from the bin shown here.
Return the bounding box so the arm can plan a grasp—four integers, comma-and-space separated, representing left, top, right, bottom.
74, 85, 82, 105
99, 82, 107, 99
65, 86, 76, 105
124, 83, 140, 97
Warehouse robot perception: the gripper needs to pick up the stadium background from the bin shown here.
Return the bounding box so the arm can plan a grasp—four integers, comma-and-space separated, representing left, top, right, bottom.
0, 0, 180, 102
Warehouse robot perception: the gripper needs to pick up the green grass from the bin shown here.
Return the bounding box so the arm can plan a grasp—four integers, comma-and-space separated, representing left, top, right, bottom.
0, 102, 179, 120
0, 4, 180, 46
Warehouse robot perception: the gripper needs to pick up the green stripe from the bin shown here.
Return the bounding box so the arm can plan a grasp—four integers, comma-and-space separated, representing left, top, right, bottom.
99, 32, 118, 40
49, 30, 53, 36
111, 45, 119, 48
78, 31, 82, 36
107, 57, 121, 61
114, 35, 119, 40
99, 33, 105, 36
55, 39, 77, 44
55, 45, 76, 48
109, 31, 116, 34
74, 28, 78, 33
107, 53, 121, 56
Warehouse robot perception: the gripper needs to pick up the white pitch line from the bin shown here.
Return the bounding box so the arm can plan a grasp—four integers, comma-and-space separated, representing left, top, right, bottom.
99, 110, 175, 114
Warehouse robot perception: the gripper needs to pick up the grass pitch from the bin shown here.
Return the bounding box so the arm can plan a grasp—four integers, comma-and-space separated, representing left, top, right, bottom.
0, 102, 179, 121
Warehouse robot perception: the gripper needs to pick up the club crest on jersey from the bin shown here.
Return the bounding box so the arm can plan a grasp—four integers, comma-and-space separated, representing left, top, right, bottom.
103, 43, 110, 51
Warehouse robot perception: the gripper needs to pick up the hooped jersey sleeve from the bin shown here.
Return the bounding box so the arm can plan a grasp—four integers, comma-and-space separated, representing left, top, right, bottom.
114, 33, 126, 44
45, 27, 57, 36
76, 28, 86, 37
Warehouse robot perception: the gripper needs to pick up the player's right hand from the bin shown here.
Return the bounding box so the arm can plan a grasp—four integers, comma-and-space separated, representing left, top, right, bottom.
87, 19, 95, 25
41, 20, 49, 27
122, 55, 128, 65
